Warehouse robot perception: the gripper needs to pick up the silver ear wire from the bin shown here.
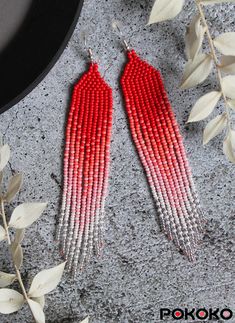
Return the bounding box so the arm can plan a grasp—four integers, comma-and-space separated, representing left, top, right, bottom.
112, 20, 130, 51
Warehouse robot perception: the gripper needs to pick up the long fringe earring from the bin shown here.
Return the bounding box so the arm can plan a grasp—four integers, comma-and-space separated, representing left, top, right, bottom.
117, 26, 205, 261
57, 45, 113, 275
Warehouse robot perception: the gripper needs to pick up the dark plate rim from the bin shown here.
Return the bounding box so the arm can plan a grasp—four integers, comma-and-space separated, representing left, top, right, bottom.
0, 0, 84, 114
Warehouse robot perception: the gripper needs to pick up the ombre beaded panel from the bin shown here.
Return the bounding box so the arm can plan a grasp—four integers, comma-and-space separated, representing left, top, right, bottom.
57, 63, 113, 274
121, 50, 204, 261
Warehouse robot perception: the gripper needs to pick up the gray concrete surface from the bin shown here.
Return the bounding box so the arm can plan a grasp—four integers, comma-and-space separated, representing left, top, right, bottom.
0, 0, 234, 322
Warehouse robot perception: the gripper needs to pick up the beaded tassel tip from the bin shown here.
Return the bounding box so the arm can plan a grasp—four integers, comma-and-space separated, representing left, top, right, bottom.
121, 50, 204, 261
57, 62, 113, 274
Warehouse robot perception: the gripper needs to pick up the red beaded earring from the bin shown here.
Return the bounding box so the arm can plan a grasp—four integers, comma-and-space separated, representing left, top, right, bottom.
117, 27, 205, 261
57, 46, 113, 275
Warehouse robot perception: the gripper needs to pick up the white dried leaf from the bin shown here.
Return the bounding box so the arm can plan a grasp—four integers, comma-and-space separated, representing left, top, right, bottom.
181, 54, 213, 89
228, 99, 235, 111
220, 56, 235, 74
9, 202, 47, 229
11, 241, 18, 254
28, 299, 45, 323
185, 15, 206, 60
222, 75, 235, 99
14, 229, 25, 244
203, 114, 227, 145
202, 0, 235, 4
223, 130, 235, 163
0, 145, 10, 172
0, 272, 16, 288
11, 243, 23, 269
0, 225, 6, 241
188, 91, 221, 122
80, 318, 89, 323
0, 289, 24, 314
5, 173, 23, 203
148, 0, 184, 24
31, 296, 45, 309
28, 262, 66, 297
214, 32, 235, 56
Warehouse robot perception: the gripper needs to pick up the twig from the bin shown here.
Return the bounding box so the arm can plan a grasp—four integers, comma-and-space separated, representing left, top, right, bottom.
195, 0, 231, 132
0, 198, 35, 322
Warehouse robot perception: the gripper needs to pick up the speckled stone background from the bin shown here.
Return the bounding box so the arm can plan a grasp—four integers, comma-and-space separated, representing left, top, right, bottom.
0, 0, 234, 322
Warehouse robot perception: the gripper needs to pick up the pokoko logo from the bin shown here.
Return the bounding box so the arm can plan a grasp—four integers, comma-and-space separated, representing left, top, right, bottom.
160, 308, 233, 320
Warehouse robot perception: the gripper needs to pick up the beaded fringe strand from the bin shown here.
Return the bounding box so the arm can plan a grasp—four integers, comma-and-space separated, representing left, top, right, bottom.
57, 63, 113, 274
121, 50, 204, 260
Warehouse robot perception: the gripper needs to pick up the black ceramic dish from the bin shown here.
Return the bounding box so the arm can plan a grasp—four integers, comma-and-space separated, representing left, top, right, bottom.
0, 0, 83, 114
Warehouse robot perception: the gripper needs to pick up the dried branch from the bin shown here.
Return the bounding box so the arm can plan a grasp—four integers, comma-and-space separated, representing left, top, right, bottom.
0, 141, 66, 323
148, 0, 235, 163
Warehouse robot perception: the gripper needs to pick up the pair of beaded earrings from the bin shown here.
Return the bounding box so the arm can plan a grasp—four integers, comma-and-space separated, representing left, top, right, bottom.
57, 27, 204, 275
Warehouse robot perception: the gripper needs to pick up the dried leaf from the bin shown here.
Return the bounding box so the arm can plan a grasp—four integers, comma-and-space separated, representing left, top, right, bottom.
188, 91, 221, 122
31, 296, 45, 309
5, 173, 23, 203
203, 114, 227, 145
28, 262, 66, 297
223, 130, 235, 163
148, 0, 184, 24
14, 229, 25, 244
214, 32, 235, 56
222, 75, 235, 99
0, 171, 3, 185
0, 145, 10, 172
0, 272, 16, 288
228, 99, 235, 111
202, 0, 235, 4
80, 318, 89, 323
185, 15, 206, 60
0, 289, 24, 314
181, 54, 213, 89
0, 225, 6, 241
220, 56, 235, 74
28, 299, 45, 323
11, 241, 18, 254
11, 243, 23, 269
9, 202, 47, 229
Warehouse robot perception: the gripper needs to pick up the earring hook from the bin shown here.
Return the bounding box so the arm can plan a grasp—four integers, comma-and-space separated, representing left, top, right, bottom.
112, 20, 130, 51
80, 30, 94, 62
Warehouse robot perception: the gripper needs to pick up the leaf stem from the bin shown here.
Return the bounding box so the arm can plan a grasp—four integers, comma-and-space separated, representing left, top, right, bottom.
0, 198, 35, 321
195, 0, 231, 131
14, 267, 28, 301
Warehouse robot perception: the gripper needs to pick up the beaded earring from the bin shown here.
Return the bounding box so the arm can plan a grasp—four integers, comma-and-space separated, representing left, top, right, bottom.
117, 26, 205, 261
57, 44, 113, 274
